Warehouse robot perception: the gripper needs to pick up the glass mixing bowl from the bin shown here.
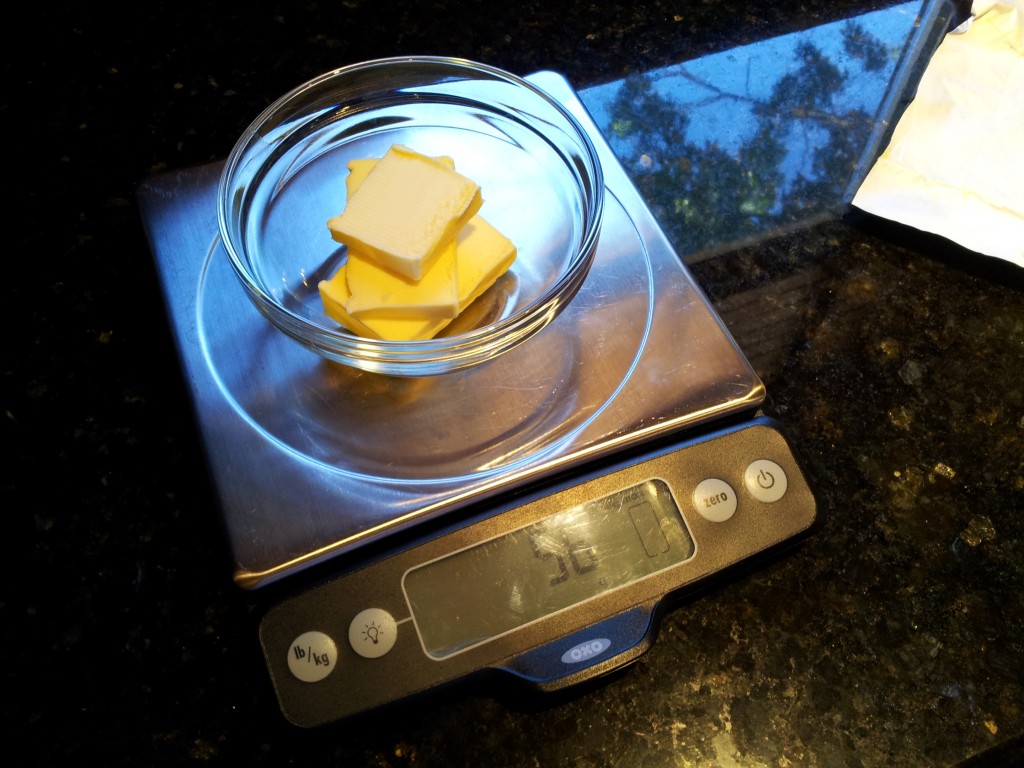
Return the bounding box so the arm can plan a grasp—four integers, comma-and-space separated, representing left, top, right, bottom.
217, 56, 604, 376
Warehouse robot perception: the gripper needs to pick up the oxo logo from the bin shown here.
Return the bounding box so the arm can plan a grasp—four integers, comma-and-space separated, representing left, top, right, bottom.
561, 638, 612, 664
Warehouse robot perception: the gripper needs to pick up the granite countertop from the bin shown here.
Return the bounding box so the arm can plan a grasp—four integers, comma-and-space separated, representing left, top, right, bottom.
7, 1, 1022, 766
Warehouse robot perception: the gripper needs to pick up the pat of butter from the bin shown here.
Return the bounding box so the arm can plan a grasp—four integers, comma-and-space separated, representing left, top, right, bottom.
318, 148, 518, 342
453, 217, 517, 308
340, 154, 461, 320
318, 217, 516, 342
345, 156, 455, 193
319, 214, 516, 342
343, 154, 515, 321
345, 239, 460, 319
326, 144, 482, 280
318, 265, 449, 342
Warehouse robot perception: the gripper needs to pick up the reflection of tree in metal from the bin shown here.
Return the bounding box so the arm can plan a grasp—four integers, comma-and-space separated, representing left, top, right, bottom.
583, 13, 903, 261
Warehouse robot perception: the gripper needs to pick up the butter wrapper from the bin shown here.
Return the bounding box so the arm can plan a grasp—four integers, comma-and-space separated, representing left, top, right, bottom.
853, 0, 1024, 267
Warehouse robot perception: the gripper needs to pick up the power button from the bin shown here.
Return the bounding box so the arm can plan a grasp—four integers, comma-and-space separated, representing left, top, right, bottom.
744, 459, 788, 503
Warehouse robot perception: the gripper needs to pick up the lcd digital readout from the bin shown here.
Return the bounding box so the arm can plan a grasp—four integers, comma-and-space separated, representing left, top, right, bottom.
403, 479, 695, 658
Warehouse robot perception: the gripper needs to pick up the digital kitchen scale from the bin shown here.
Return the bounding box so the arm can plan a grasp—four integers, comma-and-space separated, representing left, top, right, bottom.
138, 71, 817, 728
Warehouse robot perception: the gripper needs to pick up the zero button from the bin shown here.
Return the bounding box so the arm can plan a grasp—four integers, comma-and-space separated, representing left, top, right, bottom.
693, 478, 737, 522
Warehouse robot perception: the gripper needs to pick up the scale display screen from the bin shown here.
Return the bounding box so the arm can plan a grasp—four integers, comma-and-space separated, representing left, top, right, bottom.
403, 478, 695, 658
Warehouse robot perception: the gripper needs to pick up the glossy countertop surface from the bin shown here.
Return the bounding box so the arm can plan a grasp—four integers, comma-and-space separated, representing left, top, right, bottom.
7, 1, 1022, 765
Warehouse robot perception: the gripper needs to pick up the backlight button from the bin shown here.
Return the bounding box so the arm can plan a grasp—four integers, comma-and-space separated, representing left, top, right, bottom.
348, 608, 398, 658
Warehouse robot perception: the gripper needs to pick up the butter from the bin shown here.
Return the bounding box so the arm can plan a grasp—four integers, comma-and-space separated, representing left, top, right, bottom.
340, 154, 459, 320
326, 145, 482, 280
318, 264, 449, 342
345, 156, 454, 195
345, 239, 460, 319
318, 220, 516, 341
453, 217, 517, 308
318, 146, 518, 342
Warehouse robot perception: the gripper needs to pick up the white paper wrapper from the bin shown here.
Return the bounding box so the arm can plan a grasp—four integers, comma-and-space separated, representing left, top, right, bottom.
852, 0, 1024, 267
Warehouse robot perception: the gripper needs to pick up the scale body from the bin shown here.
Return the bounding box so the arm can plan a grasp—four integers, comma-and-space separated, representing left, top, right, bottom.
138, 71, 817, 728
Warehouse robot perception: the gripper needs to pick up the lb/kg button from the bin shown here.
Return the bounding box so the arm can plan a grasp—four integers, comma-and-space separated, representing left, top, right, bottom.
287, 630, 337, 683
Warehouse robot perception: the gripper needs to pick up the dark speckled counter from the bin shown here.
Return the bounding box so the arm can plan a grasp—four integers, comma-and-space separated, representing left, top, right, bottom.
7, 1, 1022, 766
